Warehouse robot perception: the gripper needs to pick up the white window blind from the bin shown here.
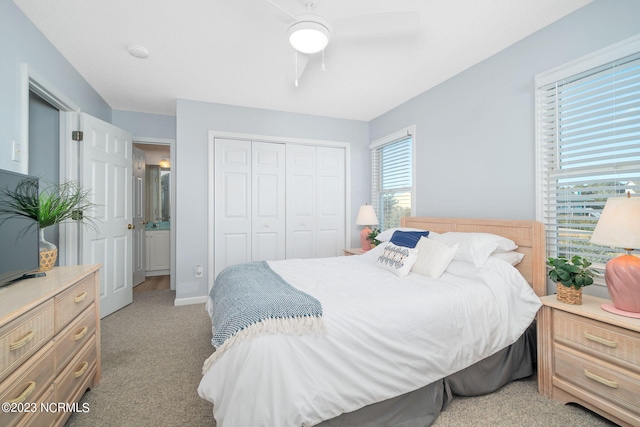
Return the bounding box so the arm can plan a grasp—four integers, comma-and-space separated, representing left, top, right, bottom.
371, 131, 414, 230
538, 51, 640, 271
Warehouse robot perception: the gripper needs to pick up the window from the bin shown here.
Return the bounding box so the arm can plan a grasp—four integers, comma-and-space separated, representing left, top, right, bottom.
536, 41, 640, 276
370, 126, 415, 230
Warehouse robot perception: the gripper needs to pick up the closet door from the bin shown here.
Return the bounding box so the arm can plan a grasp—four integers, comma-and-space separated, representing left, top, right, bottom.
214, 138, 252, 278
317, 147, 346, 257
252, 142, 286, 261
286, 144, 317, 259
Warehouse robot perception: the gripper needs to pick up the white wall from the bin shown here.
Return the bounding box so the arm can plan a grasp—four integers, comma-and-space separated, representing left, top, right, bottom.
174, 99, 369, 301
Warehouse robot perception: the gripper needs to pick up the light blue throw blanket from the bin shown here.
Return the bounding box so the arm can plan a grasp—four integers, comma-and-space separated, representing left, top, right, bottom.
204, 261, 324, 368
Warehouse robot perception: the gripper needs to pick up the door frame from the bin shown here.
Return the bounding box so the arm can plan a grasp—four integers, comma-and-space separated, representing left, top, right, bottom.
19, 64, 81, 266
207, 130, 352, 293
133, 137, 176, 291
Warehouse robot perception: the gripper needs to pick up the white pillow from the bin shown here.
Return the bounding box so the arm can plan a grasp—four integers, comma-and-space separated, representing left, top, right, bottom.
412, 237, 458, 278
376, 227, 426, 242
430, 232, 517, 267
375, 243, 419, 277
490, 251, 525, 266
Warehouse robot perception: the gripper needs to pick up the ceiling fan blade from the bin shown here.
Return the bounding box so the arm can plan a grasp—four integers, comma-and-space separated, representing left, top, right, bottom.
333, 11, 421, 38
285, 52, 310, 86
264, 0, 297, 23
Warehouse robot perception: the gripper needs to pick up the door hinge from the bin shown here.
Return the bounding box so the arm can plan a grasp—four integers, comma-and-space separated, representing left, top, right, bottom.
72, 131, 84, 141
72, 210, 83, 221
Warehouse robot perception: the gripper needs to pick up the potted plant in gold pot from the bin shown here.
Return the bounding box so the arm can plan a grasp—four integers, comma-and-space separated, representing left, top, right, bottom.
547, 255, 597, 305
0, 177, 97, 271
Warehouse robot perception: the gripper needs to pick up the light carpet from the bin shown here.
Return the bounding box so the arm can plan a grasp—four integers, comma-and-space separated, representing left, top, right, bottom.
66, 289, 617, 427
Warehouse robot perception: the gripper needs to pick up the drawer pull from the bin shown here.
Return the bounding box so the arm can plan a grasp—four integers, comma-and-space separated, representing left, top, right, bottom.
74, 326, 89, 341
9, 331, 34, 351
74, 292, 88, 303
584, 369, 618, 389
584, 332, 618, 348
9, 381, 35, 404
74, 361, 89, 379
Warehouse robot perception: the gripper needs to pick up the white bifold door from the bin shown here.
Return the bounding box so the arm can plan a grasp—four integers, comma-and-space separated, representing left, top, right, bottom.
214, 138, 345, 278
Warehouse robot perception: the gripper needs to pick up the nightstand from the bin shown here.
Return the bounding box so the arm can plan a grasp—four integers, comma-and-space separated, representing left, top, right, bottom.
538, 294, 640, 427
343, 248, 365, 256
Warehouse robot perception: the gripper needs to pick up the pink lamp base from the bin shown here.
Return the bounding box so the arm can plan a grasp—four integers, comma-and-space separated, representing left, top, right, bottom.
360, 227, 372, 251
601, 303, 640, 319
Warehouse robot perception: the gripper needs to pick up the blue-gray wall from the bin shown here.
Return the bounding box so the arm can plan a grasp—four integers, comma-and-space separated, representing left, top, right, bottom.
174, 99, 369, 301
0, 0, 110, 173
369, 0, 640, 222
112, 110, 176, 140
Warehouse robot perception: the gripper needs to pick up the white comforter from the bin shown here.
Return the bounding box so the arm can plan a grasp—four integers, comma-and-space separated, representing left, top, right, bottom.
198, 247, 541, 427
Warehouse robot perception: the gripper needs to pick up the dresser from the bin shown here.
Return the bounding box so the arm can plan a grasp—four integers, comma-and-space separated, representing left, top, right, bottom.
0, 265, 101, 427
538, 294, 640, 427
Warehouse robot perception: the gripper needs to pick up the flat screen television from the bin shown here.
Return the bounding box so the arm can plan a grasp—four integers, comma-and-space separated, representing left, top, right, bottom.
0, 169, 41, 287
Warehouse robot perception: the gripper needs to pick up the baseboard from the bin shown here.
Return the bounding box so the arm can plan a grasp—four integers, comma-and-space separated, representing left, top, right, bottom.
174, 295, 208, 306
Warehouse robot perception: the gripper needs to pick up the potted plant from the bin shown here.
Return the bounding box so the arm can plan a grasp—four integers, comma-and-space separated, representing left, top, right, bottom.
0, 177, 97, 271
547, 255, 597, 305
367, 228, 381, 247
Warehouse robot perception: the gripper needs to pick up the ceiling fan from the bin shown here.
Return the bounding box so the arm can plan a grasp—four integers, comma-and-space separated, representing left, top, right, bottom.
264, 0, 421, 86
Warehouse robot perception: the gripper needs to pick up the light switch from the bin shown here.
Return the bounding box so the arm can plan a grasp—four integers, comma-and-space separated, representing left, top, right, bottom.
12, 141, 21, 162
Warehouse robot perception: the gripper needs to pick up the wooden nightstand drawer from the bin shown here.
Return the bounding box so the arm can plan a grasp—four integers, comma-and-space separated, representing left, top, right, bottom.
554, 344, 640, 420
54, 275, 95, 333
54, 304, 96, 374
0, 300, 55, 383
554, 310, 640, 369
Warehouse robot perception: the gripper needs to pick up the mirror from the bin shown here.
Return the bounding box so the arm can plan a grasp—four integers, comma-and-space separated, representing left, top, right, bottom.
146, 165, 171, 222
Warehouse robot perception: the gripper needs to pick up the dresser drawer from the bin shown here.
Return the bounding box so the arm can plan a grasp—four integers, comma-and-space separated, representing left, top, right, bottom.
554, 310, 640, 369
16, 384, 57, 427
54, 275, 95, 333
54, 304, 96, 374
0, 300, 55, 383
0, 342, 55, 427
54, 336, 96, 403
554, 344, 640, 417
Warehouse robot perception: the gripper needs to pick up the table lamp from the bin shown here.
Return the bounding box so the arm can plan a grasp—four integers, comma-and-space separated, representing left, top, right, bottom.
590, 193, 640, 317
356, 205, 379, 251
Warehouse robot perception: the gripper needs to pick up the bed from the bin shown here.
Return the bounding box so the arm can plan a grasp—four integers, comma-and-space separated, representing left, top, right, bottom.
198, 217, 546, 427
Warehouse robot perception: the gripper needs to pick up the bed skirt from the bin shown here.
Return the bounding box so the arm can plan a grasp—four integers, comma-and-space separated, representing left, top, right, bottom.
317, 321, 537, 427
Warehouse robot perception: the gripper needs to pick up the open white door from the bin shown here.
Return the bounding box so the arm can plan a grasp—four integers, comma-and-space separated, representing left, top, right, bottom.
132, 146, 146, 287
79, 113, 133, 318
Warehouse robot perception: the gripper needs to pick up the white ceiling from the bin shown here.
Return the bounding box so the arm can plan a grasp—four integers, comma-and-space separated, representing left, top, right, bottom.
14, 0, 592, 121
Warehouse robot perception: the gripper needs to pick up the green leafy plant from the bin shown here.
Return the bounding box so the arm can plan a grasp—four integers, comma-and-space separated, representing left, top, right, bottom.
367, 228, 381, 247
547, 255, 597, 289
0, 177, 98, 234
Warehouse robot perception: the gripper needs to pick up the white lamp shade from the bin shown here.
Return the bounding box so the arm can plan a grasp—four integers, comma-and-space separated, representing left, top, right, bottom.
288, 17, 330, 54
590, 196, 640, 249
356, 205, 378, 226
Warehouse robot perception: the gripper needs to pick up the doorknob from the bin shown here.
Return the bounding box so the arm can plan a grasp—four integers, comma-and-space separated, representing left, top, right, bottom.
128, 224, 135, 230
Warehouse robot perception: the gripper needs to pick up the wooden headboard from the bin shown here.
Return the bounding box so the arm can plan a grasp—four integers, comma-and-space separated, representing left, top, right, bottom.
401, 217, 546, 297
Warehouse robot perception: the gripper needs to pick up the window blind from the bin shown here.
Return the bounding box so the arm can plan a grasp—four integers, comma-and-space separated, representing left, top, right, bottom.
371, 134, 413, 230
538, 51, 640, 270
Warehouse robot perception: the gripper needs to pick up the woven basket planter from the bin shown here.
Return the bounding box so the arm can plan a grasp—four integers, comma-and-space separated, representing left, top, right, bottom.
556, 282, 582, 305
39, 248, 58, 271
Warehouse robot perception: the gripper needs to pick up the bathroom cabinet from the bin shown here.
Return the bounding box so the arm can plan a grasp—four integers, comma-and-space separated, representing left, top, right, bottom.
145, 230, 170, 274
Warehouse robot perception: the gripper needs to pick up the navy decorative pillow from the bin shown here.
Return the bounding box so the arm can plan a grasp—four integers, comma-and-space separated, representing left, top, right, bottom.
389, 230, 430, 248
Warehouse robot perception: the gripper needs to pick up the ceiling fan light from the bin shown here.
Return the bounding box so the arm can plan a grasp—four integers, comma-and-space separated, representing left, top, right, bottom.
288, 19, 330, 54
